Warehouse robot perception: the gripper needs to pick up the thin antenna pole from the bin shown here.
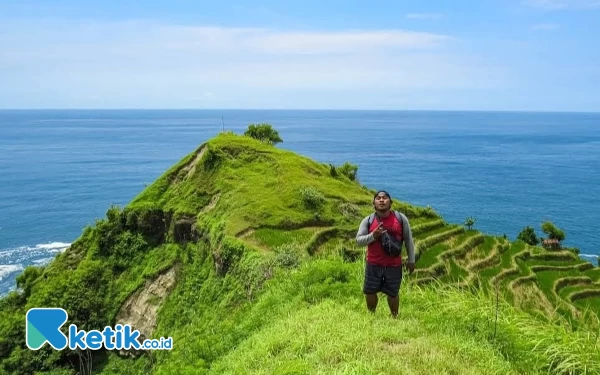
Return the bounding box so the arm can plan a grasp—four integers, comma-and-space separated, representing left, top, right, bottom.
221, 116, 224, 132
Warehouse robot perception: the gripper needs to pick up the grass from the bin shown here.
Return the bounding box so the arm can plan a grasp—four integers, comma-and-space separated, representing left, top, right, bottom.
3, 131, 600, 375
464, 235, 497, 264
410, 218, 446, 236
207, 299, 515, 375
469, 241, 502, 272
251, 227, 319, 248
538, 269, 591, 297
417, 243, 450, 269
479, 242, 526, 285
414, 224, 463, 243
441, 258, 470, 283
573, 294, 600, 315
585, 268, 600, 282
102, 258, 600, 375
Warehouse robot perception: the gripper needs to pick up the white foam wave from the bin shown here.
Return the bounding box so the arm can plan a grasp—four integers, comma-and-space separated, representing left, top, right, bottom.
580, 253, 599, 262
32, 257, 53, 265
0, 242, 71, 256
0, 264, 23, 281
32, 242, 71, 252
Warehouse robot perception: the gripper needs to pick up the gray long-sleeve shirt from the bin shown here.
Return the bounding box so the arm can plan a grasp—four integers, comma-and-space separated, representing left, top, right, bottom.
355, 211, 416, 264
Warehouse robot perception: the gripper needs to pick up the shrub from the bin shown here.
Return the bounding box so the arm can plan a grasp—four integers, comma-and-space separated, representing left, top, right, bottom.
338, 202, 361, 219
541, 221, 565, 241
213, 237, 245, 276
96, 206, 125, 256
110, 231, 148, 271
136, 207, 167, 245
517, 226, 539, 246
273, 243, 302, 269
203, 146, 224, 170
337, 162, 358, 181
244, 123, 283, 145
424, 205, 438, 217
300, 187, 325, 209
328, 164, 338, 177
15, 266, 43, 298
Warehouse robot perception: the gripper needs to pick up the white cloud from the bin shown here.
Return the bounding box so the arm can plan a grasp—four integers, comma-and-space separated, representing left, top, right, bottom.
0, 20, 509, 108
525, 0, 600, 9
247, 30, 450, 54
531, 23, 560, 30
405, 13, 444, 20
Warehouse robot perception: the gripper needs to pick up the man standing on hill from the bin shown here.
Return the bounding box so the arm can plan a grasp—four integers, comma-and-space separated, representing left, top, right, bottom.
356, 190, 415, 318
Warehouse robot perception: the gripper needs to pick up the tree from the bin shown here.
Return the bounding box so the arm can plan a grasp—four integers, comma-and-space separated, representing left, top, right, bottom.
517, 226, 539, 246
464, 217, 476, 230
541, 221, 565, 241
244, 123, 283, 145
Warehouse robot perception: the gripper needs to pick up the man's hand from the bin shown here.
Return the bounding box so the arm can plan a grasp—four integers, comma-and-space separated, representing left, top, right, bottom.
373, 223, 386, 239
406, 262, 415, 274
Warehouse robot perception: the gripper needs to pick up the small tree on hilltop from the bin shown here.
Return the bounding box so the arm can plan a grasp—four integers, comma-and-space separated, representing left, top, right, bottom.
517, 226, 539, 246
541, 221, 565, 241
464, 217, 476, 230
244, 123, 283, 145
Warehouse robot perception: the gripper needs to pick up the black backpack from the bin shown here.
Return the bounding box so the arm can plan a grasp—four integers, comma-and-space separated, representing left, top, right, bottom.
366, 211, 404, 257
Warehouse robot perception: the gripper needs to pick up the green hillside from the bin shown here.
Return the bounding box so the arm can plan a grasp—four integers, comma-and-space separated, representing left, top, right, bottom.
1, 131, 599, 375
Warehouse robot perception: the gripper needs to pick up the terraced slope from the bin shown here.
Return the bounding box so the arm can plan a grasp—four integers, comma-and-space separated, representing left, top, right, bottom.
392, 216, 600, 327
227, 188, 599, 327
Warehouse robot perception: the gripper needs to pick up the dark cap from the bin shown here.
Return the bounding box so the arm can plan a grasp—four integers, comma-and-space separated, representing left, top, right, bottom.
373, 190, 391, 200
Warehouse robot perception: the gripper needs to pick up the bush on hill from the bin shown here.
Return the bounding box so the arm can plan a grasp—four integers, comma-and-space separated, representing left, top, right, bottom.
517, 226, 539, 246
243, 123, 283, 145
542, 221, 566, 241
330, 162, 359, 181
300, 186, 325, 210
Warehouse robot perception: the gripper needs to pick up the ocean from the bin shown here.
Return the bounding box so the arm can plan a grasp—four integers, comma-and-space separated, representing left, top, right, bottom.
1, 109, 599, 296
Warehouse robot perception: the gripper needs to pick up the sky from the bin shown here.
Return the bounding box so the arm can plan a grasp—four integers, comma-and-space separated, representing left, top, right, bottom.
1, 0, 599, 111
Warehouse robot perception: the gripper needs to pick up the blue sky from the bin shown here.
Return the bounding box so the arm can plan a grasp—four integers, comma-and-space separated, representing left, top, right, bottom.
1, 0, 599, 111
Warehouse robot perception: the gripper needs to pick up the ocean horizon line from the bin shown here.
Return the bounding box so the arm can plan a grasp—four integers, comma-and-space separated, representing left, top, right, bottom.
1, 108, 599, 115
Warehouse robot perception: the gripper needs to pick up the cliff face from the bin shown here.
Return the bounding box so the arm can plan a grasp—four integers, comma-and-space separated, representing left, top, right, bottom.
114, 266, 177, 358
0, 132, 598, 375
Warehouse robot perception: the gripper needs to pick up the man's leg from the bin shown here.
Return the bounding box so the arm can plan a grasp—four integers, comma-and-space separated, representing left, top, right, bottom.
365, 293, 378, 313
387, 295, 399, 318
382, 266, 403, 318
363, 263, 383, 313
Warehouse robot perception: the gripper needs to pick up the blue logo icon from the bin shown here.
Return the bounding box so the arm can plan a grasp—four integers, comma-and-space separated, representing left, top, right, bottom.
26, 308, 69, 350
25, 308, 173, 351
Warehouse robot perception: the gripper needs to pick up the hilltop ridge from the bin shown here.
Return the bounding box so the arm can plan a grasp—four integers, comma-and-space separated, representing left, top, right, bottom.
0, 130, 598, 374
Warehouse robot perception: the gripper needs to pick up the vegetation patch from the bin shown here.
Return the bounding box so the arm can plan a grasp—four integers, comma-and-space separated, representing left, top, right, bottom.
2, 129, 599, 374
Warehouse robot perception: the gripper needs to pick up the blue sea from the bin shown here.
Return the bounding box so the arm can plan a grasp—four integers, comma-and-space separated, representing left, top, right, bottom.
1, 110, 599, 296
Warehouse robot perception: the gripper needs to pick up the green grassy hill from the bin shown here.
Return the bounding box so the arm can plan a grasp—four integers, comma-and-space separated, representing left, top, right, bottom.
1, 131, 599, 375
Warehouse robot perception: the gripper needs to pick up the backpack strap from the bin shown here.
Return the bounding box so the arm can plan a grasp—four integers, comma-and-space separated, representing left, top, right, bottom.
367, 212, 376, 227
360, 213, 375, 234
393, 211, 403, 227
